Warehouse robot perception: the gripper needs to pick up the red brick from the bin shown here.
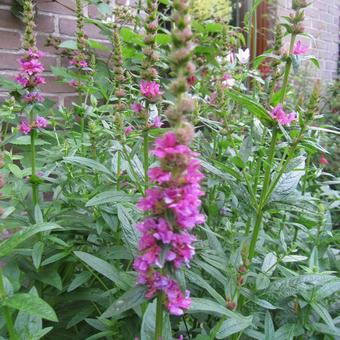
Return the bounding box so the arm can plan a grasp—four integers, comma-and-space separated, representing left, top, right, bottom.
36, 0, 76, 15
88, 5, 101, 19
41, 76, 75, 93
0, 52, 21, 70
36, 14, 55, 33
64, 95, 79, 106
0, 9, 22, 30
59, 18, 104, 40
0, 30, 21, 50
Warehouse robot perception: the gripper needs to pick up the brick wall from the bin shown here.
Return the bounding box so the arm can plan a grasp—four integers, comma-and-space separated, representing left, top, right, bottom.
276, 0, 339, 83
0, 0, 136, 105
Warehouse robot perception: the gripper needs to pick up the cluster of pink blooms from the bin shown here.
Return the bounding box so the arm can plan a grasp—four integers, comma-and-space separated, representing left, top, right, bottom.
293, 40, 308, 55
270, 104, 297, 126
140, 80, 162, 101
16, 48, 46, 100
19, 116, 48, 135
69, 52, 88, 69
133, 130, 205, 315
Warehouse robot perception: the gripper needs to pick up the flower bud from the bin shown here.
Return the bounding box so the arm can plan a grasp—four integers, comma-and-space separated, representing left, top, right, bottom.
292, 0, 309, 10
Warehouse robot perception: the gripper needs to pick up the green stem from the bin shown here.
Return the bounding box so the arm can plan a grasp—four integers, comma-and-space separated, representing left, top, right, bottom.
117, 151, 121, 190
80, 114, 85, 156
154, 294, 163, 340
0, 271, 18, 340
248, 127, 278, 261
30, 128, 38, 206
143, 129, 149, 189
280, 34, 296, 103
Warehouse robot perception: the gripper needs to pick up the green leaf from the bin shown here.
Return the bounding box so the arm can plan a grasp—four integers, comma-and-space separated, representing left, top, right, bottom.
269, 157, 306, 203
32, 241, 44, 269
0, 75, 21, 91
10, 136, 49, 146
256, 273, 270, 290
269, 274, 334, 298
225, 90, 273, 125
264, 311, 275, 340
63, 156, 113, 178
67, 272, 92, 292
281, 255, 307, 263
8, 164, 23, 179
101, 285, 147, 318
41, 251, 69, 266
310, 302, 336, 330
261, 252, 277, 276
120, 27, 144, 46
315, 279, 340, 300
205, 22, 224, 33
3, 293, 58, 322
117, 205, 139, 257
216, 316, 253, 338
311, 323, 340, 337
186, 271, 225, 305
34, 205, 43, 224
97, 3, 112, 15
141, 300, 172, 340
86, 190, 137, 207
189, 298, 244, 319
155, 33, 171, 45
194, 260, 226, 287
87, 39, 110, 51
59, 40, 77, 50
274, 323, 304, 340
0, 223, 61, 258
74, 251, 129, 290
14, 287, 42, 336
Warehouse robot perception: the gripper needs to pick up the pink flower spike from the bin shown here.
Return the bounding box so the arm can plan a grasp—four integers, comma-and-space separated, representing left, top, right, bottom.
35, 116, 48, 128
24, 92, 44, 103
20, 59, 44, 75
125, 126, 133, 136
270, 104, 297, 126
19, 120, 31, 135
15, 75, 29, 87
35, 75, 46, 85
79, 60, 88, 68
293, 40, 308, 55
131, 102, 143, 113
27, 48, 45, 59
140, 80, 161, 100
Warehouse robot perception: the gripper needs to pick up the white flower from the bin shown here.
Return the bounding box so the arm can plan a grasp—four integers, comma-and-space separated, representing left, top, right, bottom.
236, 48, 250, 64
216, 56, 224, 64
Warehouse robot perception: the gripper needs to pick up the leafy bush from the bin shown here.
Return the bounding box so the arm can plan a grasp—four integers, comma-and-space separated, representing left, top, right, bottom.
0, 0, 339, 339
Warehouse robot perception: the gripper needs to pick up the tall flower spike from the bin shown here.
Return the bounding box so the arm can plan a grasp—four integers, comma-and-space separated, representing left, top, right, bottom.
16, 0, 46, 105
166, 0, 195, 125
134, 0, 204, 317
76, 0, 86, 53
69, 0, 88, 70
22, 0, 36, 50
141, 0, 159, 81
